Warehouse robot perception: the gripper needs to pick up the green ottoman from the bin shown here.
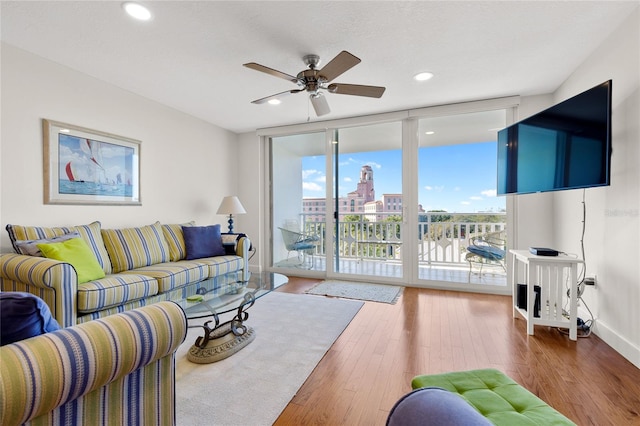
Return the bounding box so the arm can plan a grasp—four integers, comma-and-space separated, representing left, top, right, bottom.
411, 368, 576, 426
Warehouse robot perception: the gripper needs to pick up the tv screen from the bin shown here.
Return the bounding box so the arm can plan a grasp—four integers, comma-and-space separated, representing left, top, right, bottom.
497, 80, 612, 195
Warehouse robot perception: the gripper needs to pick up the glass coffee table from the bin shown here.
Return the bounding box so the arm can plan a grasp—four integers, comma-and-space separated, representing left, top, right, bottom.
179, 272, 288, 363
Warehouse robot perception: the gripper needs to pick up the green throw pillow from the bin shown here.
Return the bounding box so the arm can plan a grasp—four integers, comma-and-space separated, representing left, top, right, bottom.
37, 238, 106, 284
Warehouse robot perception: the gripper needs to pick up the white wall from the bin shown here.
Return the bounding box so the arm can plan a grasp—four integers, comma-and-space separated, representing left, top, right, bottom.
237, 131, 262, 271
0, 44, 240, 252
552, 9, 640, 367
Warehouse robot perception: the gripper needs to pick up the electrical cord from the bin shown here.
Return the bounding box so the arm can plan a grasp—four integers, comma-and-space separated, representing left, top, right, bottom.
559, 189, 594, 338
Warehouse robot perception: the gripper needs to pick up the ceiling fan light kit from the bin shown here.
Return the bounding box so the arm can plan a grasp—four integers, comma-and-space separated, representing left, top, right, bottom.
310, 93, 330, 117
243, 50, 386, 116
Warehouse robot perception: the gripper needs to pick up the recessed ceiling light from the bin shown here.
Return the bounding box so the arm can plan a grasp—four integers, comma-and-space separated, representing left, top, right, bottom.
122, 2, 152, 21
414, 72, 434, 82
425, 131, 435, 135
268, 99, 281, 105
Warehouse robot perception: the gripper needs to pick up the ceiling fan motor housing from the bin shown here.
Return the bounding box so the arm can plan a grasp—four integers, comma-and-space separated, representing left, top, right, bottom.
297, 69, 325, 94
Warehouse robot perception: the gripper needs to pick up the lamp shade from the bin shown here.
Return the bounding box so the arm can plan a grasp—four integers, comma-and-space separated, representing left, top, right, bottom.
216, 196, 247, 215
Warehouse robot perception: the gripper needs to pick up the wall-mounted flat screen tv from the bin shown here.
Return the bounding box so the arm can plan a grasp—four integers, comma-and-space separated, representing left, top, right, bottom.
497, 80, 612, 195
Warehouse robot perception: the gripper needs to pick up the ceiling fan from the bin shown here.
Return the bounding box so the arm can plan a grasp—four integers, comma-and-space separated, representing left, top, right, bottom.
243, 50, 386, 117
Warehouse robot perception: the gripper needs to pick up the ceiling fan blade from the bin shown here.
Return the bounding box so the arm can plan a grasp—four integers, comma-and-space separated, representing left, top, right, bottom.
327, 83, 386, 98
310, 93, 330, 116
243, 62, 299, 83
251, 89, 304, 104
318, 51, 361, 82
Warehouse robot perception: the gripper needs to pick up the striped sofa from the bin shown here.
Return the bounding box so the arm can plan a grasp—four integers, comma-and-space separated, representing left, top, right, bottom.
0, 301, 187, 426
0, 221, 250, 327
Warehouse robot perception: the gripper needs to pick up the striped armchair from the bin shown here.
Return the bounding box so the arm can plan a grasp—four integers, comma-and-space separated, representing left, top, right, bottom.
0, 301, 187, 426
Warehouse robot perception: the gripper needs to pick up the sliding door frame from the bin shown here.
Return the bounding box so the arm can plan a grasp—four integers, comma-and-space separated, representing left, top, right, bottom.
260, 96, 520, 292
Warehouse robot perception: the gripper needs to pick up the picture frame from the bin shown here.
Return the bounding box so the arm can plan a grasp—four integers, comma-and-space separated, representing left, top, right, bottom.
43, 119, 141, 205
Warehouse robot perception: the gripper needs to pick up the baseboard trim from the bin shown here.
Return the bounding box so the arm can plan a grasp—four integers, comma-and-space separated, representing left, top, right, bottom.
579, 307, 640, 369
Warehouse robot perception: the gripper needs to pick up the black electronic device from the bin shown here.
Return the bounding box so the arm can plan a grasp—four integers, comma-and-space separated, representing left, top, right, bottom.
497, 80, 612, 196
517, 284, 541, 318
529, 247, 559, 256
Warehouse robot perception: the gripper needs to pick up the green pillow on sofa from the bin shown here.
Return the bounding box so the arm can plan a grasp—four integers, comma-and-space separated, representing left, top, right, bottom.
5, 221, 113, 275
37, 238, 106, 284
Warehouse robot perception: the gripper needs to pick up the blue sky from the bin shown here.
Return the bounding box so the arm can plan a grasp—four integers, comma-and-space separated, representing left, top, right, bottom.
302, 141, 505, 213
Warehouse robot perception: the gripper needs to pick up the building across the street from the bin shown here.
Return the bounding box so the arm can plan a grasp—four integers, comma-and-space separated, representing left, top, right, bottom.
303, 165, 424, 222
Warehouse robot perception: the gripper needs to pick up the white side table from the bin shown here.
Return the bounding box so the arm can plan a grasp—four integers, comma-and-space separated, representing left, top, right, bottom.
510, 250, 584, 341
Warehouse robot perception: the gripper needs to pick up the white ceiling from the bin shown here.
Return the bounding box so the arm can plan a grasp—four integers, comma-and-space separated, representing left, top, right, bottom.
1, 1, 637, 134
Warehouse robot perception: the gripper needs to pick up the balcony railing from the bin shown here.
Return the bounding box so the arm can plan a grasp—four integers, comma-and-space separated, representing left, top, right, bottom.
298, 212, 506, 267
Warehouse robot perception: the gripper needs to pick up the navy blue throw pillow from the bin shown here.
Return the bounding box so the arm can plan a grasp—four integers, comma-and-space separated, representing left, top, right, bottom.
182, 224, 225, 260
0, 292, 61, 346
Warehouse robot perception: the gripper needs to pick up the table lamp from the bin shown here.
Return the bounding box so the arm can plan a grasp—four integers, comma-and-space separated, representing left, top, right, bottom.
216, 196, 246, 233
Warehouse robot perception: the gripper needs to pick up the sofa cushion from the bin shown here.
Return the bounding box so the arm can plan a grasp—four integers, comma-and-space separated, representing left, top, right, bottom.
77, 274, 159, 313
14, 232, 81, 256
101, 222, 170, 273
121, 261, 208, 293
162, 222, 195, 262
38, 238, 107, 284
0, 292, 61, 346
194, 255, 244, 279
6, 221, 113, 275
183, 225, 225, 260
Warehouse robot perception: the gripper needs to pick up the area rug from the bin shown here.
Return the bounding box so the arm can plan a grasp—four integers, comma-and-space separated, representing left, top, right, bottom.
175, 291, 363, 426
305, 280, 403, 304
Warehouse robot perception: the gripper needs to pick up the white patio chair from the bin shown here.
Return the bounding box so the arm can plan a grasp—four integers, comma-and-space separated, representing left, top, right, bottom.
278, 227, 320, 268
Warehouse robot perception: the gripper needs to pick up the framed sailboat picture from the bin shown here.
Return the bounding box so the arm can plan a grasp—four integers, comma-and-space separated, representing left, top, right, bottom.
43, 119, 141, 205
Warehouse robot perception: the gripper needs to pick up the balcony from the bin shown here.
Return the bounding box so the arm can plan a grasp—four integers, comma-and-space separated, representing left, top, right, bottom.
275, 212, 507, 286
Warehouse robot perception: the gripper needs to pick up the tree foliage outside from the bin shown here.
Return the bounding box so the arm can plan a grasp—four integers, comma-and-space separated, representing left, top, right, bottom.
419, 210, 506, 239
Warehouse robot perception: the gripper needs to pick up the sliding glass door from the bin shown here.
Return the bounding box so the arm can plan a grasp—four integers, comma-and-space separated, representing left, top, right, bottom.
266, 99, 514, 292
271, 131, 327, 272
416, 110, 507, 289
330, 121, 403, 280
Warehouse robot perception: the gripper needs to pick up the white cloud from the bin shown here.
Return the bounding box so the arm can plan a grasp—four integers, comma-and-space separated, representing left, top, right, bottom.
303, 182, 323, 192
460, 201, 471, 205
454, 186, 461, 191
339, 157, 359, 167
344, 177, 352, 182
470, 196, 483, 201
317, 175, 326, 183
302, 169, 320, 179
424, 185, 433, 191
481, 189, 497, 197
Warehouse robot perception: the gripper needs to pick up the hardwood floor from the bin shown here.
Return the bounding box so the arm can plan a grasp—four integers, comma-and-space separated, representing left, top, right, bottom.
273, 277, 640, 426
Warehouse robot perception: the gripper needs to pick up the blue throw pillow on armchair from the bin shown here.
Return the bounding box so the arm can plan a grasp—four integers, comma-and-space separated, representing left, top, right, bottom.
182, 224, 226, 260
0, 292, 61, 346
